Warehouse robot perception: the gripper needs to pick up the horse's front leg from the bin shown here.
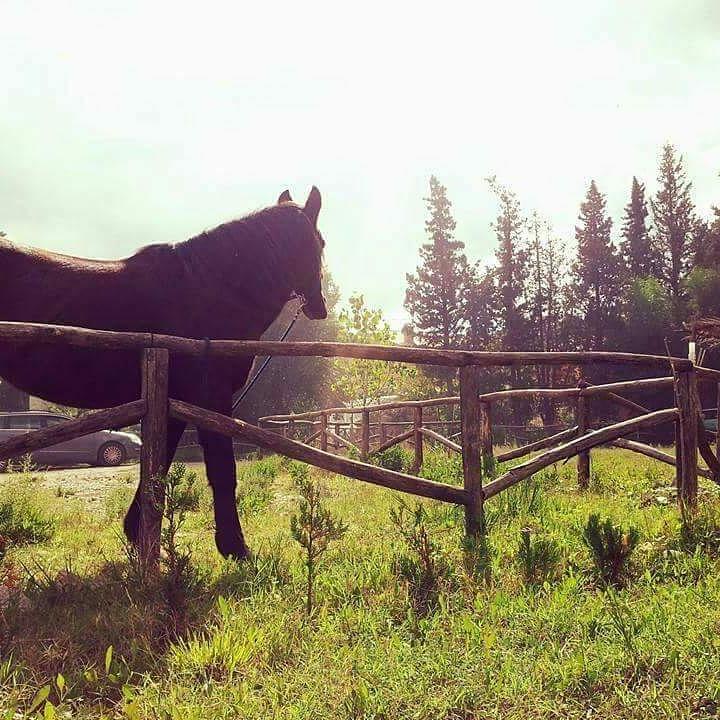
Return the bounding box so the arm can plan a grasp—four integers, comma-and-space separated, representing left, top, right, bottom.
123, 417, 186, 544
199, 428, 249, 560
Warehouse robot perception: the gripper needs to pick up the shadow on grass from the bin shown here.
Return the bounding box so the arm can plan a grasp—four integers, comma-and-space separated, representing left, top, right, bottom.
0, 558, 219, 708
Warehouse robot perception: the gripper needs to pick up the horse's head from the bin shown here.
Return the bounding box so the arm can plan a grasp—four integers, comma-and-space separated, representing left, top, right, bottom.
277, 186, 327, 320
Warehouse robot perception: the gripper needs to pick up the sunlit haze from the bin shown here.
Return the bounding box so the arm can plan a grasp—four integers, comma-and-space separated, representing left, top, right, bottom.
2, 1, 719, 329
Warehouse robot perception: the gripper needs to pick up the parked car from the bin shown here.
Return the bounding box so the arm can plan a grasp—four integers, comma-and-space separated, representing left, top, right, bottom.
0, 411, 141, 470
702, 408, 718, 436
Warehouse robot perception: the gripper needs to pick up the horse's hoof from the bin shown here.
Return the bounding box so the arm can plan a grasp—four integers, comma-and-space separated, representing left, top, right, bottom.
215, 533, 251, 561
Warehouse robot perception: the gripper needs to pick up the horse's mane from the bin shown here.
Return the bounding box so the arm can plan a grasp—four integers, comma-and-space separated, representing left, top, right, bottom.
172, 204, 311, 303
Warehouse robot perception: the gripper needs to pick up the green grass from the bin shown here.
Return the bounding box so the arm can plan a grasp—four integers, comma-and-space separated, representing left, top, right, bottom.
1, 449, 720, 718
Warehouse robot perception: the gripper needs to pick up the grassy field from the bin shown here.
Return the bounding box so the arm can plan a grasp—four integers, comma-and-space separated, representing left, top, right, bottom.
1, 447, 720, 719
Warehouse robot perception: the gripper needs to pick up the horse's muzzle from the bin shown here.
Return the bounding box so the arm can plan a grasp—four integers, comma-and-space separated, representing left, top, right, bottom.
302, 293, 328, 320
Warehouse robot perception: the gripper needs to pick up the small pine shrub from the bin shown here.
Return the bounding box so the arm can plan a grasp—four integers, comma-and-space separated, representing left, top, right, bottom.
374, 445, 409, 472
583, 513, 640, 587
104, 484, 135, 521
289, 462, 347, 615
516, 527, 561, 586
390, 500, 451, 615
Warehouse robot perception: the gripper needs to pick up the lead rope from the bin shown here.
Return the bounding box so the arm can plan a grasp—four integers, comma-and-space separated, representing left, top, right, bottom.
231, 299, 304, 415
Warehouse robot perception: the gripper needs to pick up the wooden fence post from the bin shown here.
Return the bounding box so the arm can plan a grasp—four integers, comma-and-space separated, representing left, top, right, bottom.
460, 366, 484, 537
675, 369, 699, 508
576, 382, 590, 489
320, 412, 328, 452
479, 400, 494, 478
716, 381, 720, 451
412, 405, 423, 472
139, 347, 169, 569
361, 409, 370, 460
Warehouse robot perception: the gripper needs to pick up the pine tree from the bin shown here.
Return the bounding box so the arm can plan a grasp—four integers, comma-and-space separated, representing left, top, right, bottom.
651, 144, 696, 311
405, 177, 475, 350
573, 181, 621, 349
487, 177, 529, 351
619, 177, 657, 277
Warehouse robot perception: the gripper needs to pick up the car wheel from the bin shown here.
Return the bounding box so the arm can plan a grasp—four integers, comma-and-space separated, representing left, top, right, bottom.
98, 442, 126, 467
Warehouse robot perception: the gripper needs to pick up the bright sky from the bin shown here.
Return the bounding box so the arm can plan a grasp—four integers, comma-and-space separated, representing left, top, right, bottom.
2, 1, 719, 330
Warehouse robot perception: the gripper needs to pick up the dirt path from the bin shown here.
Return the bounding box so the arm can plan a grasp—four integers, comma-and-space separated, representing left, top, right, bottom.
2, 462, 205, 509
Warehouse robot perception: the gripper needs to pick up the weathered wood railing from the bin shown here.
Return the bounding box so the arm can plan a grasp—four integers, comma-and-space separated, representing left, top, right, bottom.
0, 320, 718, 569
258, 374, 714, 492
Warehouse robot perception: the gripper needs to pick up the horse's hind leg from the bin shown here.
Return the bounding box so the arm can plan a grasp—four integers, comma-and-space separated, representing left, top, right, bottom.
123, 417, 186, 544
198, 428, 249, 560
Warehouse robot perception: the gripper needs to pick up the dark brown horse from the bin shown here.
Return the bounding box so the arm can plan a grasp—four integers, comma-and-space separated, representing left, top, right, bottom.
0, 187, 327, 558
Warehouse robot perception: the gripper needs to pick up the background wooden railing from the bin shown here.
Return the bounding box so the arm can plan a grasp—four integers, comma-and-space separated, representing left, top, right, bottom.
0, 320, 718, 569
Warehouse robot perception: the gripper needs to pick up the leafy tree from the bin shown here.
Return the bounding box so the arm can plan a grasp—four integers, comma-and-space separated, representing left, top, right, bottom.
572, 181, 622, 349
651, 144, 697, 314
619, 177, 658, 278
332, 293, 416, 406
620, 277, 673, 355
685, 267, 720, 318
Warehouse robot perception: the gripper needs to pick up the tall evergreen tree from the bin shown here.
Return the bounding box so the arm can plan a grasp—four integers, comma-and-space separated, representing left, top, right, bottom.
487, 177, 529, 351
573, 181, 621, 349
405, 176, 475, 350
651, 144, 696, 311
620, 177, 657, 277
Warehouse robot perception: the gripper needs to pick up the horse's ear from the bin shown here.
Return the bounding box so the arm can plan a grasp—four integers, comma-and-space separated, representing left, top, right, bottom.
278, 189, 292, 203
303, 186, 322, 225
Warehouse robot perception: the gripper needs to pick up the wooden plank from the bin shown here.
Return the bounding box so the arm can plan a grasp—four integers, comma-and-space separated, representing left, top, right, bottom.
478, 377, 673, 404
460, 366, 484, 536
0, 400, 146, 462
576, 388, 590, 490
602, 391, 650, 416
370, 428, 414, 455
675, 370, 698, 507
610, 438, 677, 467
361, 409, 370, 460
716, 381, 720, 450
168, 399, 467, 505
412, 405, 423, 472
139, 348, 169, 569
608, 438, 716, 482
419, 426, 462, 453
496, 425, 579, 462
324, 429, 361, 455
482, 407, 679, 500
479, 400, 494, 477
0, 321, 693, 369
320, 412, 328, 452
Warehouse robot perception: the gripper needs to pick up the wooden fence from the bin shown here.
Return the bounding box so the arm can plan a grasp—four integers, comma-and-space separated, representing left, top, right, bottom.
1, 320, 719, 568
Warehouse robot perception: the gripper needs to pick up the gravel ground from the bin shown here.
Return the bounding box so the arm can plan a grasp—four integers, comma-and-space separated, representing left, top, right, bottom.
2, 462, 206, 510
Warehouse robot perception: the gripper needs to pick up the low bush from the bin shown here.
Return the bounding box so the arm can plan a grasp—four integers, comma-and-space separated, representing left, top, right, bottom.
583, 513, 640, 587
516, 527, 561, 586
0, 482, 55, 546
374, 445, 409, 472
390, 500, 452, 615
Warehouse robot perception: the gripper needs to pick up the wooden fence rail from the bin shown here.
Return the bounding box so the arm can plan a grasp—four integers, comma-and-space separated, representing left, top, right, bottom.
0, 319, 714, 569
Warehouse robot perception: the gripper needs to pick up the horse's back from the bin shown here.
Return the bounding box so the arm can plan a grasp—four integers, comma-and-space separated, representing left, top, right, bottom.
0, 240, 187, 408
